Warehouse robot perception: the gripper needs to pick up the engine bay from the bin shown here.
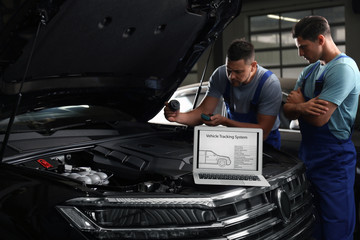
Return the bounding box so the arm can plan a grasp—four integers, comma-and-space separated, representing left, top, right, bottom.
14, 130, 196, 194
9, 129, 297, 195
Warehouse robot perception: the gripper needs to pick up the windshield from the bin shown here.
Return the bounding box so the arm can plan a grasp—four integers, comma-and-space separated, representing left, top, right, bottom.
0, 105, 135, 133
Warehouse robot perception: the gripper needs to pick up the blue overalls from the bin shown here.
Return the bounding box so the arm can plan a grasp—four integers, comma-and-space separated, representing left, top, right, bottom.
223, 71, 281, 149
299, 55, 356, 240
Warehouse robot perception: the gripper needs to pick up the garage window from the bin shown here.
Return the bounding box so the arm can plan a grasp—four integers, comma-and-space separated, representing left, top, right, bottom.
250, 6, 345, 79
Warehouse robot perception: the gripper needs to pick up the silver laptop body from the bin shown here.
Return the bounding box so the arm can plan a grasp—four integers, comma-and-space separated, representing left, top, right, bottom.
193, 125, 270, 187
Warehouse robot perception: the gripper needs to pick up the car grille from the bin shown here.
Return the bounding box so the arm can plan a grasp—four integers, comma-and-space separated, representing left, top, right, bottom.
217, 172, 315, 240
58, 164, 314, 240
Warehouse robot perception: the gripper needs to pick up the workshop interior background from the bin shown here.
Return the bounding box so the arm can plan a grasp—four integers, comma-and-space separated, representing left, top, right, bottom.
185, 0, 360, 125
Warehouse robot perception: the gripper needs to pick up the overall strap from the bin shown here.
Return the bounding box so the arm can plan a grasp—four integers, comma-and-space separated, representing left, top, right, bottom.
301, 61, 320, 95
223, 81, 234, 112
251, 70, 273, 106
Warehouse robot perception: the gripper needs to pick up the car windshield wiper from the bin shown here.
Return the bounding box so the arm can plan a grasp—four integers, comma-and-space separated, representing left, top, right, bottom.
40, 119, 121, 134
0, 119, 117, 135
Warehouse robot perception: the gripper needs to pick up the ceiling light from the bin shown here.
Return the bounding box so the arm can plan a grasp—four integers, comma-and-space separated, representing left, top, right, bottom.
267, 14, 300, 23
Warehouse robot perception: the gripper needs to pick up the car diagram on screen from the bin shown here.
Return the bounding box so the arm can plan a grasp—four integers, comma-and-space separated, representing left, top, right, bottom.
199, 150, 231, 167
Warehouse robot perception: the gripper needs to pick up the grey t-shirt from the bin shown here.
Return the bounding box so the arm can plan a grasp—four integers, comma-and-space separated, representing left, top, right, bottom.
206, 64, 282, 130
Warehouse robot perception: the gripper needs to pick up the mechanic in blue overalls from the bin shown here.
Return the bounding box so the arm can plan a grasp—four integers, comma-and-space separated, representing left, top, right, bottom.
284, 16, 360, 240
164, 39, 282, 149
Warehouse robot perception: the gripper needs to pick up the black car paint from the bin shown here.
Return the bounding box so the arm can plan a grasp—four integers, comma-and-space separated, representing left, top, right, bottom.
0, 0, 317, 239
0, 0, 242, 122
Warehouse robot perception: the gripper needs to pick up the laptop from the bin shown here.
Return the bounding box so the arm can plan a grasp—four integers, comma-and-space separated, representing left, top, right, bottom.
193, 125, 270, 187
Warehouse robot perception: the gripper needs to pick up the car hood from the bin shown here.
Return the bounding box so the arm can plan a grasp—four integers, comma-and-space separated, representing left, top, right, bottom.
0, 0, 242, 122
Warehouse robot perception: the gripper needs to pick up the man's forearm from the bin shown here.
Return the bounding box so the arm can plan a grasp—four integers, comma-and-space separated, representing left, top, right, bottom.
176, 110, 204, 126
283, 101, 334, 127
283, 103, 301, 120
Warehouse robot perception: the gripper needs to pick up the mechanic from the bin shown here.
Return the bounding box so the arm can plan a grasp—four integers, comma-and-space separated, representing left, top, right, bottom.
283, 16, 360, 240
164, 39, 282, 149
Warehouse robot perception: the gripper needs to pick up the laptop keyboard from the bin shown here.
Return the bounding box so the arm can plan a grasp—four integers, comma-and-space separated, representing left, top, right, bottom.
199, 173, 260, 181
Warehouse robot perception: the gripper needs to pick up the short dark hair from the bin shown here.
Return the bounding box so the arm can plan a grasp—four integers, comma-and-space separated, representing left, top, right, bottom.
292, 15, 331, 41
226, 39, 255, 63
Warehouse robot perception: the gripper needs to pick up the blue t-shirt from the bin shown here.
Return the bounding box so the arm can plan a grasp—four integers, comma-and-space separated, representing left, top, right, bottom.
206, 64, 282, 130
294, 53, 360, 140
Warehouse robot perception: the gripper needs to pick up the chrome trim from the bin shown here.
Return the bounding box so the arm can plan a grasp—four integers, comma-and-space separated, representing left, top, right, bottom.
66, 196, 216, 208
222, 203, 276, 225
262, 208, 315, 240
227, 207, 314, 240
275, 188, 292, 224
227, 218, 282, 240
66, 189, 250, 208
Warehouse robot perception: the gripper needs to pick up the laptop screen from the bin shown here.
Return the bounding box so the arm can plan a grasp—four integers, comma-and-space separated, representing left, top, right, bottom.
193, 126, 263, 172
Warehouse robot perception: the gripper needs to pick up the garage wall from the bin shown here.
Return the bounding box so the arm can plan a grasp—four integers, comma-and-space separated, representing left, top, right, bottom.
192, 0, 360, 86
345, 0, 360, 66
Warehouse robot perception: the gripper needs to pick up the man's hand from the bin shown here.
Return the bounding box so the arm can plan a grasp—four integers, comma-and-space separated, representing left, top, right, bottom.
163, 96, 220, 126
299, 96, 329, 116
285, 87, 329, 116
164, 102, 179, 122
286, 88, 305, 104
201, 114, 224, 126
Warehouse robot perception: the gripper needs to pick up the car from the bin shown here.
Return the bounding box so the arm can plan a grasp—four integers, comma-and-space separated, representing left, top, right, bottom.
0, 0, 315, 240
198, 150, 231, 167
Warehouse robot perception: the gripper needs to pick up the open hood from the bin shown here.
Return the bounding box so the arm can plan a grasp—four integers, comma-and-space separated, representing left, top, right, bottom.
0, 0, 242, 121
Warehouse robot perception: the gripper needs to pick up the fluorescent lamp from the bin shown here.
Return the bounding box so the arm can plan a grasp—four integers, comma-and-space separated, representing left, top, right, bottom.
267, 14, 299, 23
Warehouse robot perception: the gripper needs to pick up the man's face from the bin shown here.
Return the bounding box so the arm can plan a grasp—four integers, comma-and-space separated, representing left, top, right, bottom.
295, 36, 322, 63
225, 58, 255, 87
